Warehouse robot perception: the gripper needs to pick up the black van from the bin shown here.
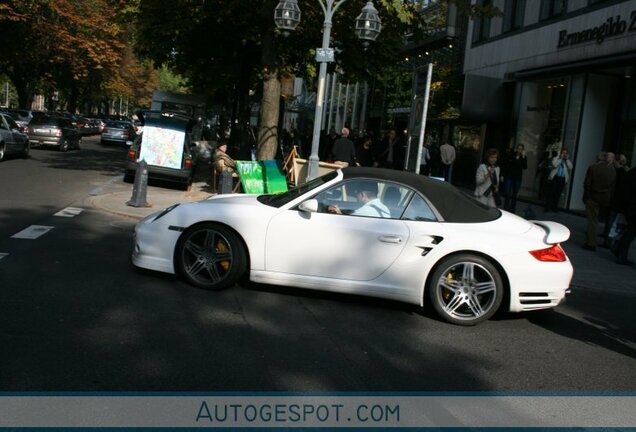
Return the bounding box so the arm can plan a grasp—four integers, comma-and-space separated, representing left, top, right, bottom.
124, 111, 197, 189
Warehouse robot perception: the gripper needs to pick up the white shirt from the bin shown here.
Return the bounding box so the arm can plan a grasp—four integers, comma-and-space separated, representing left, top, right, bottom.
353, 198, 391, 218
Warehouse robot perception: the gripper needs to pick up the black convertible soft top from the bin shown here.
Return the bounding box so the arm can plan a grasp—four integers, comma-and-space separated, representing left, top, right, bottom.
341, 167, 500, 223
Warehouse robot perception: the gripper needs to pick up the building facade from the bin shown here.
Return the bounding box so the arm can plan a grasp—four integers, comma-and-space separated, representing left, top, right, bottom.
463, 0, 636, 210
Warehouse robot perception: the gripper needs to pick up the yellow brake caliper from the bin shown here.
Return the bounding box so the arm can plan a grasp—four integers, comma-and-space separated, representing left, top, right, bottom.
216, 239, 230, 270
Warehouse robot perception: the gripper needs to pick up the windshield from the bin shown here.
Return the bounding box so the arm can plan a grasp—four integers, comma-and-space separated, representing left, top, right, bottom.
258, 170, 338, 208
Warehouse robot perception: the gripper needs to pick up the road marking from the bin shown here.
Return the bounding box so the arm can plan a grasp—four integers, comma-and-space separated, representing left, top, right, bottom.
54, 207, 84, 217
11, 225, 55, 239
0, 253, 8, 260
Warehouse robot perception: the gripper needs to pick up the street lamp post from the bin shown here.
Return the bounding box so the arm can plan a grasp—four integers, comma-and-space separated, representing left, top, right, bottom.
275, 0, 381, 181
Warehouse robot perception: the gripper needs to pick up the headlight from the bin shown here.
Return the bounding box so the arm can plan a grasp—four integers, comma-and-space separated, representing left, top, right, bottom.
153, 203, 180, 221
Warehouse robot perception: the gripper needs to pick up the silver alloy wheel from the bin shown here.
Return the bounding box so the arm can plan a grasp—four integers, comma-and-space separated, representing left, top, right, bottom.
432, 259, 500, 324
0, 143, 4, 161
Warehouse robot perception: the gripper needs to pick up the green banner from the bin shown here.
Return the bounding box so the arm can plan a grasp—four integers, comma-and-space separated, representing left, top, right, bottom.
235, 161, 288, 194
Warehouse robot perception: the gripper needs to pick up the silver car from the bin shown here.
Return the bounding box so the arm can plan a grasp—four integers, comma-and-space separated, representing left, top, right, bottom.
28, 114, 81, 152
0, 113, 30, 161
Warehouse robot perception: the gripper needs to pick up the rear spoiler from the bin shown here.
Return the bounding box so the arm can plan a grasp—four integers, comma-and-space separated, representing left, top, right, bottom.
531, 220, 570, 244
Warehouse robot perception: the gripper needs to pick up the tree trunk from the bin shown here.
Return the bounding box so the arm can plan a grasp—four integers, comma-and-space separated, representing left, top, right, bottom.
257, 69, 281, 160
10, 74, 35, 109
256, 0, 281, 161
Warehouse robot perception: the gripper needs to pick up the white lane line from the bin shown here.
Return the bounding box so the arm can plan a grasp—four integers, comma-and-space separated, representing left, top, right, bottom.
0, 253, 8, 260
11, 225, 55, 239
54, 207, 84, 217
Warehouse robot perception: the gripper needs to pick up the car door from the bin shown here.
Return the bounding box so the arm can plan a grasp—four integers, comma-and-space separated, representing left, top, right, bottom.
264, 179, 410, 281
5, 115, 25, 152
0, 115, 17, 152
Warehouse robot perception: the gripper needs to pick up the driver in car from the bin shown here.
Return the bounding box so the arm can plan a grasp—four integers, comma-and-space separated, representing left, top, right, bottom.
328, 181, 390, 218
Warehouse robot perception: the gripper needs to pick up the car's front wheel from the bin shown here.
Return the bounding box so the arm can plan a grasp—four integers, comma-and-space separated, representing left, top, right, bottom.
22, 142, 30, 158
175, 223, 247, 290
59, 139, 69, 152
428, 254, 503, 326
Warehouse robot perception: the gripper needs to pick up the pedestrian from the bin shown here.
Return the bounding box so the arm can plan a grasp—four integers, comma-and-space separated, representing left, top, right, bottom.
355, 135, 377, 167
582, 152, 616, 251
377, 129, 404, 170
331, 127, 356, 167
502, 144, 527, 213
614, 166, 636, 265
419, 142, 431, 175
474, 148, 502, 207
602, 154, 630, 248
440, 140, 456, 182
544, 148, 573, 212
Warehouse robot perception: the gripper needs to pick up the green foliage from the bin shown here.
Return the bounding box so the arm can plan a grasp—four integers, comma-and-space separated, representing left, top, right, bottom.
156, 65, 190, 94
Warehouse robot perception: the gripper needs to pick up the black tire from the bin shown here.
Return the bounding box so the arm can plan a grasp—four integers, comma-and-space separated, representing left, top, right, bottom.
428, 254, 504, 326
22, 142, 30, 158
175, 223, 247, 290
0, 143, 5, 161
59, 139, 69, 152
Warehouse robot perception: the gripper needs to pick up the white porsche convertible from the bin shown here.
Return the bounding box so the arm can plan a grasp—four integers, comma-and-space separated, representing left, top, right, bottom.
132, 167, 573, 325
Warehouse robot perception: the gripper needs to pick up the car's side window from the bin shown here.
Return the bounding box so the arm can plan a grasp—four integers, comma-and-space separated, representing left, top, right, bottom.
0, 116, 8, 130
314, 181, 359, 215
402, 194, 437, 222
314, 180, 413, 219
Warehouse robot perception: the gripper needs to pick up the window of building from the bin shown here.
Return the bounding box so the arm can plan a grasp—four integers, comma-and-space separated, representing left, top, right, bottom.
540, 0, 567, 21
503, 0, 525, 32
402, 0, 438, 10
472, 0, 493, 42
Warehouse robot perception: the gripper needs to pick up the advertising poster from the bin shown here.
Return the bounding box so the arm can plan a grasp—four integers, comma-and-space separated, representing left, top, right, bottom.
139, 125, 185, 169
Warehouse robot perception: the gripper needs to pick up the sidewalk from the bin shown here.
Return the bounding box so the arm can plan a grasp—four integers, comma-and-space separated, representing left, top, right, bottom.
86, 168, 635, 296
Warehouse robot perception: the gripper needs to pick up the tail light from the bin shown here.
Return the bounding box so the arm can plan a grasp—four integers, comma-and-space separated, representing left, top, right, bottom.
123, 130, 129, 136
529, 244, 567, 262
102, 128, 108, 134
127, 149, 137, 159
54, 128, 62, 137
184, 158, 193, 168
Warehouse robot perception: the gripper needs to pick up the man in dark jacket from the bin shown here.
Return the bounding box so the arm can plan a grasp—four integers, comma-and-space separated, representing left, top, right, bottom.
614, 166, 636, 265
582, 152, 616, 250
331, 127, 356, 167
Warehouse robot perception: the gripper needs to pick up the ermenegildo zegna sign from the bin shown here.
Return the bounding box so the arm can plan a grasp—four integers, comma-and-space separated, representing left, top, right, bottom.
557, 10, 636, 48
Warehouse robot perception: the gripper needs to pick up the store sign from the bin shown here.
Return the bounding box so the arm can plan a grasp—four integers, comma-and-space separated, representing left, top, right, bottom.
557, 10, 636, 48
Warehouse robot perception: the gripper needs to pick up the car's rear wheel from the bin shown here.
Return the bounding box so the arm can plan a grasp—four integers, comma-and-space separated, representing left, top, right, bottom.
0, 143, 5, 161
428, 254, 503, 326
175, 223, 246, 290
22, 142, 30, 158
59, 139, 69, 152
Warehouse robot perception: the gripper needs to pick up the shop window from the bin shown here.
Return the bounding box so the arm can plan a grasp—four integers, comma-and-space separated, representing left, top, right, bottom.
540, 0, 567, 21
503, 0, 525, 32
472, 0, 493, 42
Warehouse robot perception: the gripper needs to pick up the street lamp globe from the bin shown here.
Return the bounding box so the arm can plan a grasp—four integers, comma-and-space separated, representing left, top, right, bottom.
274, 0, 302, 36
355, 1, 382, 47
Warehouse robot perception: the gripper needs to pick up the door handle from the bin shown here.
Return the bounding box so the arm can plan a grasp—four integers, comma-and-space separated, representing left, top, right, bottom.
378, 235, 403, 244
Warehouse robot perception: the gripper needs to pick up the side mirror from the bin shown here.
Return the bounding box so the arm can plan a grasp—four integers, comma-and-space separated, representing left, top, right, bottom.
298, 199, 319, 213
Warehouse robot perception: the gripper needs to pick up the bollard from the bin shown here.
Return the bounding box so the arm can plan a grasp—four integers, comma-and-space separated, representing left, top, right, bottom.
218, 170, 233, 194
127, 159, 151, 207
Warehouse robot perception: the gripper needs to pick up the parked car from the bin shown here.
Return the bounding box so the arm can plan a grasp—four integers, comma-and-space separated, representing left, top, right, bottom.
27, 114, 81, 151
4, 109, 37, 131
76, 116, 96, 136
124, 111, 197, 189
0, 113, 30, 161
101, 120, 137, 146
132, 167, 574, 326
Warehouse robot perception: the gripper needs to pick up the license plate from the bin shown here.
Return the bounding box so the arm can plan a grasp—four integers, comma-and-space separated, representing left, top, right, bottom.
34, 128, 48, 134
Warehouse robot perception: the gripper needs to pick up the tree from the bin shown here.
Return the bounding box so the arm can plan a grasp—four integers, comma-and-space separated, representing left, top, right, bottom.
133, 0, 421, 159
